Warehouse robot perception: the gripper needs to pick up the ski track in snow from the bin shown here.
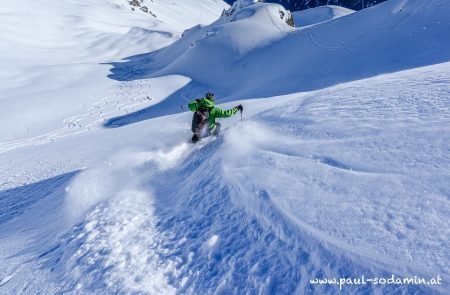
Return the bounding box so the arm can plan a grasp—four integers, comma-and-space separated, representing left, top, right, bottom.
0, 80, 155, 154
307, 31, 352, 52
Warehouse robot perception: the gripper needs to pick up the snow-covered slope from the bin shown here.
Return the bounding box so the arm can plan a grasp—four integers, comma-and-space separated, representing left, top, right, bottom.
0, 0, 228, 145
292, 5, 355, 27
1, 62, 448, 294
110, 0, 449, 109
0, 0, 449, 294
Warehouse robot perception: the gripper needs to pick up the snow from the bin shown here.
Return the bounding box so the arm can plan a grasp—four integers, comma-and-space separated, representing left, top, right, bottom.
0, 0, 227, 144
292, 5, 355, 27
1, 0, 449, 294
113, 0, 450, 104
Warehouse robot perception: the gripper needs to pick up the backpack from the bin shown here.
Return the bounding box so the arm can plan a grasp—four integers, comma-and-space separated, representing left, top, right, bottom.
191, 107, 210, 134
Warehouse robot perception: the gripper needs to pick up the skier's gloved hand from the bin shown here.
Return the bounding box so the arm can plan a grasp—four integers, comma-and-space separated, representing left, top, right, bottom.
195, 99, 201, 103
236, 104, 243, 112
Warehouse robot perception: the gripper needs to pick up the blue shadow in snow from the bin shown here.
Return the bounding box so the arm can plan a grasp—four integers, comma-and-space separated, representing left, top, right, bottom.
105, 51, 157, 82
103, 81, 205, 128
102, 50, 211, 128
0, 171, 79, 225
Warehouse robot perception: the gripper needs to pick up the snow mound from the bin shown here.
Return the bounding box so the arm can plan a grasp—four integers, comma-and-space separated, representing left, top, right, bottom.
116, 1, 294, 95
293, 5, 355, 27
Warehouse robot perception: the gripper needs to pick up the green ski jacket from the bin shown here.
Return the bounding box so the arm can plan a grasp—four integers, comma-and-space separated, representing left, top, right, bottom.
188, 98, 238, 129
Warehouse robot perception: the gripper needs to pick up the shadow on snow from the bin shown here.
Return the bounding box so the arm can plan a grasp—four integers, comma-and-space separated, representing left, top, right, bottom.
0, 171, 79, 225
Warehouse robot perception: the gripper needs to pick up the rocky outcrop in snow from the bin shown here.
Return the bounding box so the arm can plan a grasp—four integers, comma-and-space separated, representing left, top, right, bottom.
127, 0, 156, 17
221, 0, 295, 26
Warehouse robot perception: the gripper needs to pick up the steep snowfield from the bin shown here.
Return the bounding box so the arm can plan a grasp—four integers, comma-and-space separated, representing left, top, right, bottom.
292, 5, 355, 27
1, 0, 449, 294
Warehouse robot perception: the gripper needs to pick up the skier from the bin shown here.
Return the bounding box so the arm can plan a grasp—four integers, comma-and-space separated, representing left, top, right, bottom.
188, 92, 243, 143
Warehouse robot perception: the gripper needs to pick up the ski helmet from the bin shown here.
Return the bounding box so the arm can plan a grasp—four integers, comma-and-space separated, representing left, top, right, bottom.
205, 92, 215, 100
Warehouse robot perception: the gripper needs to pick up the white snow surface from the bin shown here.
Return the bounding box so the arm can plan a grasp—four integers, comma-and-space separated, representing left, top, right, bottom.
293, 5, 355, 27
1, 0, 449, 294
0, 0, 228, 144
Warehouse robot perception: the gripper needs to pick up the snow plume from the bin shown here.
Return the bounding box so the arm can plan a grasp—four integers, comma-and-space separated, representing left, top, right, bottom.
222, 120, 292, 162
63, 150, 148, 224
60, 143, 192, 293
64, 143, 190, 224
221, 120, 295, 218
